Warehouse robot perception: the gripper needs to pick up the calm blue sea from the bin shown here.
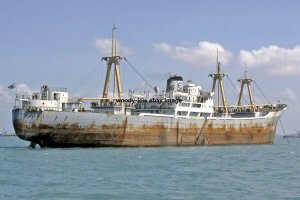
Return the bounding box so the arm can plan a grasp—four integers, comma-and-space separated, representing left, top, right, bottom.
0, 136, 299, 200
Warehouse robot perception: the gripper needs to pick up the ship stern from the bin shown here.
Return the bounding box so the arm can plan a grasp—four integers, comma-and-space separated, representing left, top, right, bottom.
12, 108, 31, 141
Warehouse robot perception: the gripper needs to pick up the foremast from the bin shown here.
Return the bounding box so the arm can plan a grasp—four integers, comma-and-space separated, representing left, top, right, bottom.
237, 68, 256, 111
209, 50, 227, 113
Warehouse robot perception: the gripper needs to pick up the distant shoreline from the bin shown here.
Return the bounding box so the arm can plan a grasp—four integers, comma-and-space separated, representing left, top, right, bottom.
0, 134, 16, 137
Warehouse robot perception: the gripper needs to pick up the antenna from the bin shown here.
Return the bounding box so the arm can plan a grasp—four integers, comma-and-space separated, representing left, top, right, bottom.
216, 48, 221, 73
112, 25, 117, 57
244, 63, 248, 78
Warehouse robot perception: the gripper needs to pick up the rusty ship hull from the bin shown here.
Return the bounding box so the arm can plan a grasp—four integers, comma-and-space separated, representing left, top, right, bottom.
12, 108, 284, 147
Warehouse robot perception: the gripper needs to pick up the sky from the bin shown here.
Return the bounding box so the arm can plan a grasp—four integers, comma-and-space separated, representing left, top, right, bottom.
1, 0, 300, 134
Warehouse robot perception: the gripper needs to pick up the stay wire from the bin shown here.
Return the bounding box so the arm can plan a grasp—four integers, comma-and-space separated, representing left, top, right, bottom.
253, 81, 272, 104
81, 60, 105, 97
123, 57, 154, 90
82, 77, 102, 97
69, 65, 99, 94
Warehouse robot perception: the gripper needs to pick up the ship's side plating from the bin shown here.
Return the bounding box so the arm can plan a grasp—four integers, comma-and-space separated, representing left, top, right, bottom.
13, 107, 285, 147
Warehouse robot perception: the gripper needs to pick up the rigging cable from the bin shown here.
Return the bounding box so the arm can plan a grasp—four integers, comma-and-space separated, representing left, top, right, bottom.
123, 57, 154, 90
253, 81, 272, 104
225, 75, 249, 105
69, 65, 99, 94
81, 60, 105, 97
279, 119, 289, 144
82, 76, 102, 98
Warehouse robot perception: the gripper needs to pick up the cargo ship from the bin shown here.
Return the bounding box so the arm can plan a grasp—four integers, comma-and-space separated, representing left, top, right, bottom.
12, 28, 287, 148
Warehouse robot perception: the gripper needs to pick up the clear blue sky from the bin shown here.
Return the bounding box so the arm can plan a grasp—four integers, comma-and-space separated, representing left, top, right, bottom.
1, 0, 300, 133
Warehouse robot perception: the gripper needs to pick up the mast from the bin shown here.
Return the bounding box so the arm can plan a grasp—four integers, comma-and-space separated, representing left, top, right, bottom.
209, 49, 227, 112
101, 26, 124, 101
237, 67, 255, 110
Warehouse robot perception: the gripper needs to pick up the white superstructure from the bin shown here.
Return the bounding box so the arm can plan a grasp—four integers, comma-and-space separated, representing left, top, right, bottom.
15, 85, 81, 112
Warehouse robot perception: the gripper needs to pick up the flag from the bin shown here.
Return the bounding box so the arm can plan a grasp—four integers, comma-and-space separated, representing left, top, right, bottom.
8, 83, 15, 89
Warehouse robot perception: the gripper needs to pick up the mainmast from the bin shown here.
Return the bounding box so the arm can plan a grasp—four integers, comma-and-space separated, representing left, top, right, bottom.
237, 67, 255, 110
101, 26, 124, 100
209, 50, 227, 112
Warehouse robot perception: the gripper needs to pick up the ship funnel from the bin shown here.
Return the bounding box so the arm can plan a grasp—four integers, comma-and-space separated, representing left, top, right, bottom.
166, 76, 183, 93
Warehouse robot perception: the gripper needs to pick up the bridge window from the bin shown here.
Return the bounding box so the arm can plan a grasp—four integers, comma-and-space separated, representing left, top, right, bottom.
189, 112, 199, 117
200, 113, 210, 117
181, 102, 190, 107
192, 103, 201, 108
177, 111, 188, 116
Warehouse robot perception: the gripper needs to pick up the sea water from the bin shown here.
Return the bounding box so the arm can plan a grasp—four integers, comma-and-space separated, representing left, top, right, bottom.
0, 136, 299, 200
